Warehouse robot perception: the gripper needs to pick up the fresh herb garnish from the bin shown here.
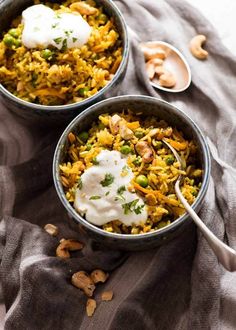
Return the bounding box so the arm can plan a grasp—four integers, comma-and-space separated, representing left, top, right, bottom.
114, 185, 126, 202
122, 199, 144, 215
92, 157, 99, 165
117, 185, 126, 195
52, 23, 59, 29
105, 191, 110, 196
78, 178, 83, 190
89, 195, 101, 200
100, 173, 114, 187
72, 37, 77, 43
53, 37, 62, 45
122, 165, 129, 171
61, 39, 67, 51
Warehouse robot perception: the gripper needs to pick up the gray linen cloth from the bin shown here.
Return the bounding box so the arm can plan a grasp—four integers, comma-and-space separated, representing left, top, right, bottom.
1, 0, 236, 329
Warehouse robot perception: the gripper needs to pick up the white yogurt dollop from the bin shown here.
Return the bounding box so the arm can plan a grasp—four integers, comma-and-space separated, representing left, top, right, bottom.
22, 4, 92, 49
74, 150, 148, 227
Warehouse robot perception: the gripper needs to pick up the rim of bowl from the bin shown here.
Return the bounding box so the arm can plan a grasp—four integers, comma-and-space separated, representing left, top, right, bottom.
0, 0, 129, 111
147, 41, 192, 93
53, 95, 211, 241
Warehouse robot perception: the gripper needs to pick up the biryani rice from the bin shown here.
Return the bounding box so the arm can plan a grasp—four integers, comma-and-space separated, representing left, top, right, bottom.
0, 0, 123, 105
60, 111, 203, 234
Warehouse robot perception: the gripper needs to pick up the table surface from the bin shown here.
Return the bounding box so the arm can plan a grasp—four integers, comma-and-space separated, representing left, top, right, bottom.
0, 1, 235, 329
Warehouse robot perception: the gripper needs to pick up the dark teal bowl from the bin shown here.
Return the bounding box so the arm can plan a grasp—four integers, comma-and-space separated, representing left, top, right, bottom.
53, 95, 211, 251
0, 0, 129, 126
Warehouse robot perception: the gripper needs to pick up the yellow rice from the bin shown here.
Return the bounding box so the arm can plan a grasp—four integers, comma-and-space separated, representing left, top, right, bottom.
60, 110, 203, 234
0, 0, 122, 105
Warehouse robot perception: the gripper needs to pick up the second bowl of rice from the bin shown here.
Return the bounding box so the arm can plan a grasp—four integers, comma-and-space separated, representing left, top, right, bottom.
0, 0, 129, 124
53, 95, 211, 250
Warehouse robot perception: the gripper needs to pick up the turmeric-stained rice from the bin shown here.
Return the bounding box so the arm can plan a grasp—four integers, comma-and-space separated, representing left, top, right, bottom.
60, 110, 203, 234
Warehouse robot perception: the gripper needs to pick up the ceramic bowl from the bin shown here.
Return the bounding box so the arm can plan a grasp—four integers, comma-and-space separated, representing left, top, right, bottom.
53, 95, 211, 251
0, 0, 129, 126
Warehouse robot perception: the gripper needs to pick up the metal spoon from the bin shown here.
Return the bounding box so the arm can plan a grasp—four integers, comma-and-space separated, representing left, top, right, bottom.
162, 139, 236, 272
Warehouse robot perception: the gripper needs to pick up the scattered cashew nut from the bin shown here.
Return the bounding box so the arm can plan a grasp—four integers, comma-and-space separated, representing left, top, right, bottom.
86, 299, 97, 317
101, 291, 113, 301
189, 34, 208, 60
72, 271, 96, 297
90, 269, 109, 284
135, 141, 153, 163
70, 2, 97, 15
56, 239, 84, 259
159, 70, 176, 88
44, 224, 58, 236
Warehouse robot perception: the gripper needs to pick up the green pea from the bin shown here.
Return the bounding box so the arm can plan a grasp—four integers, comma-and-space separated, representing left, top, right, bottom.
86, 143, 92, 151
136, 175, 148, 188
120, 145, 131, 155
153, 140, 163, 150
78, 131, 89, 143
41, 49, 53, 60
165, 155, 175, 165
132, 156, 142, 166
78, 87, 89, 97
98, 13, 108, 24
134, 130, 144, 139
13, 39, 21, 48
8, 28, 19, 38
3, 35, 15, 47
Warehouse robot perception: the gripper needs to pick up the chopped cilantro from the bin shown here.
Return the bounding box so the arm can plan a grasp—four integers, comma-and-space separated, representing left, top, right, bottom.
117, 185, 126, 195
78, 178, 83, 190
115, 185, 126, 202
53, 37, 62, 45
72, 37, 77, 43
61, 39, 67, 51
92, 157, 99, 165
52, 23, 59, 29
122, 199, 144, 215
100, 173, 114, 187
105, 191, 110, 196
89, 195, 101, 200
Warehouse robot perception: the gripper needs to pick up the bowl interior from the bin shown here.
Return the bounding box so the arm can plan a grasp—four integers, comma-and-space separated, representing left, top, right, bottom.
53, 96, 210, 240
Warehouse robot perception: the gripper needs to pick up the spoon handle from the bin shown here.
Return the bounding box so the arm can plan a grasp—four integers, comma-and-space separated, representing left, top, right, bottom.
175, 181, 236, 272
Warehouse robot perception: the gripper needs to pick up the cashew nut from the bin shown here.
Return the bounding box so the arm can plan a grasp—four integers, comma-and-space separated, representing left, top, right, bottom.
119, 122, 134, 140
70, 2, 97, 15
145, 58, 164, 80
189, 34, 208, 60
145, 61, 155, 80
140, 44, 167, 61
71, 271, 96, 297
135, 141, 153, 163
90, 269, 109, 284
44, 224, 58, 236
155, 65, 165, 77
86, 298, 97, 317
101, 290, 113, 301
56, 239, 84, 259
159, 70, 176, 88
109, 114, 122, 134
146, 193, 157, 206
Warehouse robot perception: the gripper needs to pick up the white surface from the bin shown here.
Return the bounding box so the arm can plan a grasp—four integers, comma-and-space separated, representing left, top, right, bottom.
187, 0, 236, 54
